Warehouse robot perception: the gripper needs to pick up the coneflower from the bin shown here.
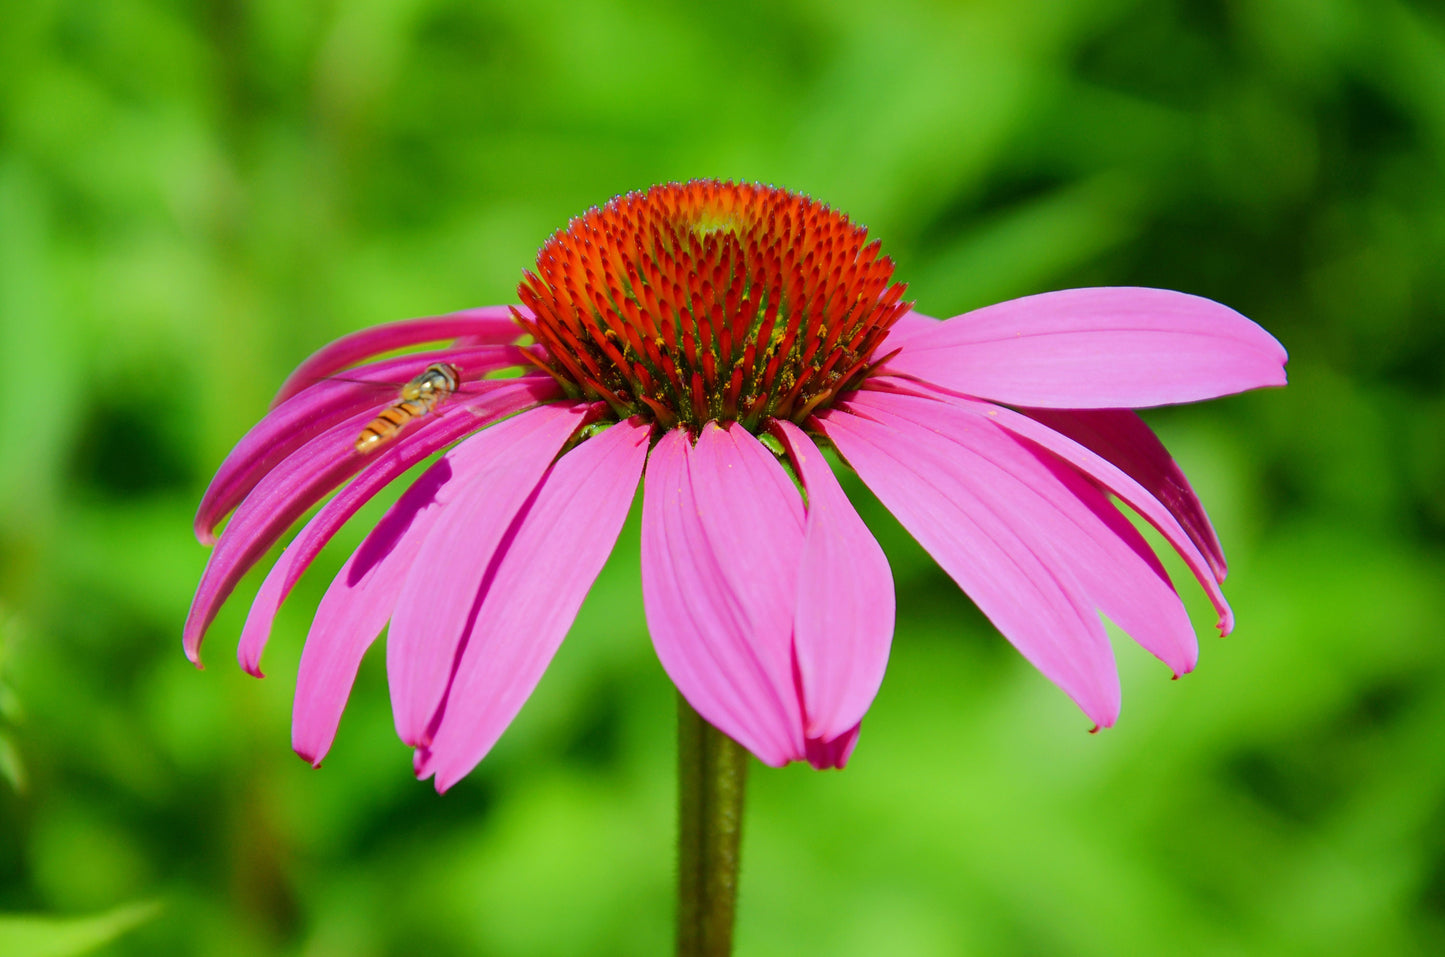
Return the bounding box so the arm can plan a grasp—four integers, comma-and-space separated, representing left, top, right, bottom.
186, 179, 1286, 954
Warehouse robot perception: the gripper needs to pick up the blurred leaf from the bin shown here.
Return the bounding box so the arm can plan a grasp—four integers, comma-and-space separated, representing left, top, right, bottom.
0, 901, 161, 957
0, 732, 24, 793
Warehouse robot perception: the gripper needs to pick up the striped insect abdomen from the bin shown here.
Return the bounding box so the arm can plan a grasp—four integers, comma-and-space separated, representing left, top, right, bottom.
354, 363, 461, 454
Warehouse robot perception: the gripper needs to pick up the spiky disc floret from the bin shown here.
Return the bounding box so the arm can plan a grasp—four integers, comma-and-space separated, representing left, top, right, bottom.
513, 180, 911, 432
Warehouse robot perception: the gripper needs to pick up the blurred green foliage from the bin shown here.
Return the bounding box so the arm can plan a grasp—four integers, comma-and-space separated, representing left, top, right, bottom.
2, 0, 1444, 954
0, 901, 161, 957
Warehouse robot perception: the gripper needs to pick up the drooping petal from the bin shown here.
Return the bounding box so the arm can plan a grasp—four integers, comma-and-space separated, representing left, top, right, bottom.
641, 425, 807, 766
878, 385, 1235, 634
1020, 407, 1227, 581
187, 373, 556, 664
1056, 462, 1199, 675
236, 379, 558, 676
386, 403, 590, 749
848, 390, 1199, 674
771, 420, 894, 740
196, 345, 530, 544
817, 403, 1122, 728
805, 724, 860, 770
292, 458, 457, 765
184, 408, 377, 665
271, 307, 524, 407
290, 401, 587, 764
882, 287, 1288, 409
841, 391, 1199, 676
639, 433, 771, 756
422, 419, 651, 792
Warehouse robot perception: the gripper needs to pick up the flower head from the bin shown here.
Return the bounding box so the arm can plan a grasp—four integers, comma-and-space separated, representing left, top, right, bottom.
515, 180, 908, 431
187, 180, 1287, 791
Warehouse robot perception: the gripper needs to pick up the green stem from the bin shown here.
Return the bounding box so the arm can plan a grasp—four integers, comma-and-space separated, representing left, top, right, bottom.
676, 695, 749, 957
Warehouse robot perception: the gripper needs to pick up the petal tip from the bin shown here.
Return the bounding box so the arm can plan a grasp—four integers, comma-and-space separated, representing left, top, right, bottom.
1172, 646, 1201, 679
1088, 704, 1120, 732
193, 505, 220, 546
238, 636, 267, 677
292, 745, 323, 769
413, 746, 435, 779
432, 761, 469, 793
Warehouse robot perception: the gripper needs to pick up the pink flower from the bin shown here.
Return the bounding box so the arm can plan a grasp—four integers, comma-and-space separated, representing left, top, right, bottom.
187, 181, 1286, 791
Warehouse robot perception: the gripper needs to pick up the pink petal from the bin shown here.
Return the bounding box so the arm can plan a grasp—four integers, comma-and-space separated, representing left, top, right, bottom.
292, 459, 456, 765
271, 307, 524, 407
290, 401, 586, 765
843, 391, 1199, 676
640, 434, 769, 755
885, 386, 1235, 634
184, 408, 377, 665
196, 345, 529, 545
882, 287, 1288, 408
640, 425, 806, 766
236, 379, 557, 676
850, 391, 1199, 670
422, 420, 651, 792
1059, 464, 1199, 675
450, 305, 536, 348
878, 308, 941, 352
1020, 407, 1227, 581
386, 404, 590, 749
805, 724, 860, 770
817, 403, 1122, 728
771, 420, 894, 740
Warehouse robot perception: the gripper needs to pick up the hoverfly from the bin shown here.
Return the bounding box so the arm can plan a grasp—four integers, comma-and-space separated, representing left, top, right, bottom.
354, 362, 462, 454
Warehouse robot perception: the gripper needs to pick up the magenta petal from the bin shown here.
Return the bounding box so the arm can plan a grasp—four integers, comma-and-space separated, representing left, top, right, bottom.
1020, 408, 1227, 581
641, 425, 807, 766
291, 457, 457, 765
883, 287, 1288, 408
187, 375, 557, 664
386, 404, 589, 749
235, 379, 555, 677
817, 404, 1122, 728
423, 420, 650, 792
878, 308, 941, 352
184, 408, 376, 665
840, 389, 1199, 679
196, 345, 531, 545
291, 402, 585, 764
805, 724, 860, 770
271, 307, 524, 407
908, 391, 1235, 634
1057, 464, 1199, 675
772, 420, 894, 740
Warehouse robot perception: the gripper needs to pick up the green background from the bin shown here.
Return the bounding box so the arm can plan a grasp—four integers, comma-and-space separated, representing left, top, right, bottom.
3, 0, 1443, 954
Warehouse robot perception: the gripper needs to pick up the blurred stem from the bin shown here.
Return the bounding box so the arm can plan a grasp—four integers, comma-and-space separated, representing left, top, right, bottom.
677, 696, 748, 957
